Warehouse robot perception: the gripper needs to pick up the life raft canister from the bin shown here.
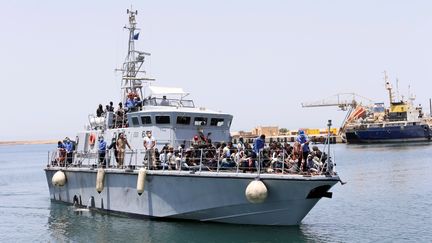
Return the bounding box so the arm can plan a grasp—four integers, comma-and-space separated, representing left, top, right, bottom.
89, 133, 96, 146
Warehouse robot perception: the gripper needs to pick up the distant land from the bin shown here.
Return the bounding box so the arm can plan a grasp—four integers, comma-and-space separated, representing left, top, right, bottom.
0, 140, 57, 146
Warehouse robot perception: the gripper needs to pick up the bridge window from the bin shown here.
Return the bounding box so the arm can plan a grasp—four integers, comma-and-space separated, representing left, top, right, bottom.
210, 118, 224, 127
131, 117, 139, 126
227, 119, 232, 127
194, 117, 207, 126
177, 116, 191, 125
140, 116, 152, 125
156, 116, 171, 124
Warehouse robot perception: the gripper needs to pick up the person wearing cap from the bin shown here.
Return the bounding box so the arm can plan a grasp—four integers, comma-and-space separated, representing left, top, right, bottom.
192, 135, 199, 147
98, 136, 107, 167
143, 131, 156, 167
296, 130, 310, 171
306, 154, 319, 174
64, 137, 74, 165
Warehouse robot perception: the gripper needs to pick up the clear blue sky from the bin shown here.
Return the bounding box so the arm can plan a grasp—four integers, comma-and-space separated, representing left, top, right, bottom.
1, 0, 432, 140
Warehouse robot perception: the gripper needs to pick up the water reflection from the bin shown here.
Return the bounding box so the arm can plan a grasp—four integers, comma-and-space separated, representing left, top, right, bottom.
3, 144, 432, 242
46, 202, 317, 242
343, 142, 431, 151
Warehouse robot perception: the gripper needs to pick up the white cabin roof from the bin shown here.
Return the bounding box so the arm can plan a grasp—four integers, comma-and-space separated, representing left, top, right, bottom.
148, 86, 188, 96
140, 105, 231, 116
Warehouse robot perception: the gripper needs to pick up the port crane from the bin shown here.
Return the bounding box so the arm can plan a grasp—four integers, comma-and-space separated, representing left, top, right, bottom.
301, 93, 375, 138
301, 93, 374, 110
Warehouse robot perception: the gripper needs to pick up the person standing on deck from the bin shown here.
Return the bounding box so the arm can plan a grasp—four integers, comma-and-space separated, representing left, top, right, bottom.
116, 133, 131, 168
108, 101, 114, 112
253, 135, 266, 155
253, 135, 266, 169
96, 104, 104, 117
64, 137, 74, 165
296, 130, 310, 171
108, 136, 119, 165
160, 96, 169, 106
115, 102, 125, 128
56, 141, 66, 166
143, 131, 156, 168
98, 136, 107, 167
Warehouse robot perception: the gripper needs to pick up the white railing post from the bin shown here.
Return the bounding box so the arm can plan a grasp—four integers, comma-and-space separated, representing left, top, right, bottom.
217, 151, 220, 173
282, 149, 285, 174
179, 151, 182, 171
163, 150, 167, 171
258, 150, 261, 176
135, 149, 138, 168
236, 154, 239, 174
199, 149, 203, 173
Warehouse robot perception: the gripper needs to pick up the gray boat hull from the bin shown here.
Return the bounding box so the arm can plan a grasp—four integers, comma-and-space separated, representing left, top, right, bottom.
45, 168, 339, 225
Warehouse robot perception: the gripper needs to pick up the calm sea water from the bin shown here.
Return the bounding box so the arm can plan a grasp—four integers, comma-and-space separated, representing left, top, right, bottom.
0, 143, 431, 242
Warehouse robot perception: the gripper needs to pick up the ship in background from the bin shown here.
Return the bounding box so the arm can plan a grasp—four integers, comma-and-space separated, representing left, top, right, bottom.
302, 72, 432, 144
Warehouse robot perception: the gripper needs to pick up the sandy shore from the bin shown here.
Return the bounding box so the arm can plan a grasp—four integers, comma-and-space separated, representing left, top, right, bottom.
0, 140, 58, 146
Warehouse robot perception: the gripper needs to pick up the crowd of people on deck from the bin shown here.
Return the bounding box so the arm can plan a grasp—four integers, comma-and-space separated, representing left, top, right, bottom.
81, 130, 328, 175
54, 137, 77, 167
52, 128, 328, 175
95, 100, 131, 129
94, 93, 174, 129
53, 124, 327, 174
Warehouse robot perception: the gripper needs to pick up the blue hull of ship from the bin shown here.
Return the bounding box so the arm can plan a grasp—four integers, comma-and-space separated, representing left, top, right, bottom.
345, 124, 431, 144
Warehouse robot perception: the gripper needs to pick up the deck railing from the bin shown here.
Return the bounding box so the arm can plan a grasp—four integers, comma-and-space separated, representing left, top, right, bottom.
47, 147, 332, 176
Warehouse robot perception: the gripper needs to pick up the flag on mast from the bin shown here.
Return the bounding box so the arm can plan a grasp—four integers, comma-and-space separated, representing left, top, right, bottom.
133, 32, 140, 40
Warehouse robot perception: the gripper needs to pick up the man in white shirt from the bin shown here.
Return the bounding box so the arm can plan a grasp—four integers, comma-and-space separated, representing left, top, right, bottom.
143, 131, 156, 167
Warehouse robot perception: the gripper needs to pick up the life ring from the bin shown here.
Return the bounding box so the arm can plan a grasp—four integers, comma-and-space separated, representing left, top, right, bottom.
89, 133, 96, 146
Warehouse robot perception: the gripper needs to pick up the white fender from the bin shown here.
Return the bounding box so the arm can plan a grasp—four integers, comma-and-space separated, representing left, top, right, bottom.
137, 168, 147, 195
52, 170, 66, 187
245, 180, 268, 203
96, 168, 105, 193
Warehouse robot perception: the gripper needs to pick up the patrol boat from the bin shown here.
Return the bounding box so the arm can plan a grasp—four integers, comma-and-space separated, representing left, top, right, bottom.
44, 9, 340, 226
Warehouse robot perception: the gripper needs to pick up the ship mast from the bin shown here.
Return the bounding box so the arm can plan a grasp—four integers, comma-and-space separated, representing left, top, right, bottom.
117, 8, 155, 103
384, 71, 394, 104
